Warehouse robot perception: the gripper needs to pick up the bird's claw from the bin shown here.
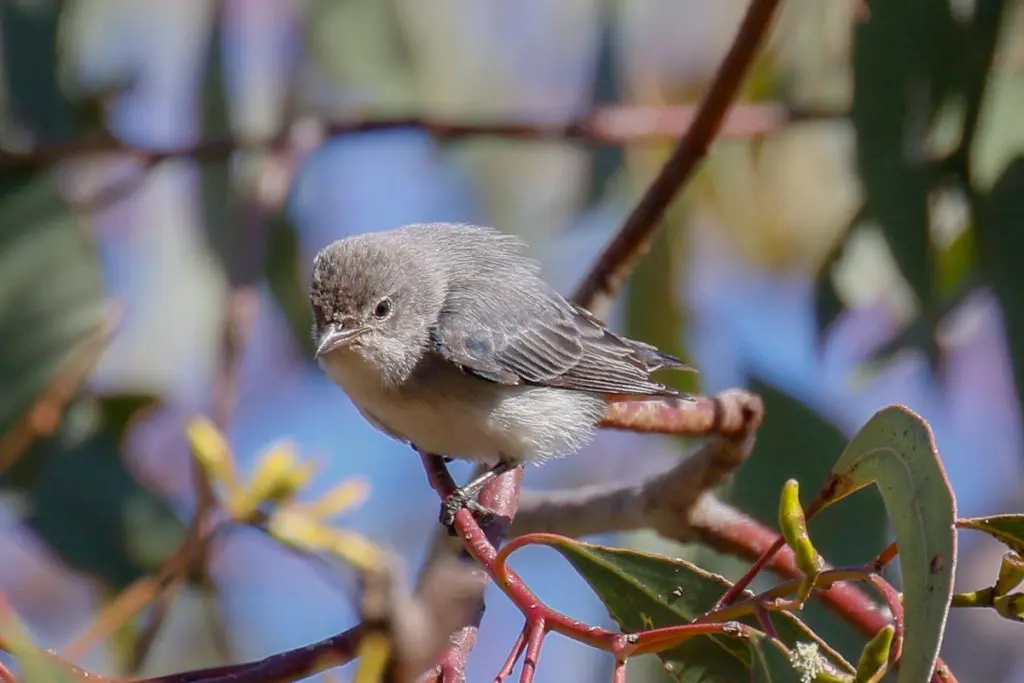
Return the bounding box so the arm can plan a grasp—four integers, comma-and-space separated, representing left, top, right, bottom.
440, 489, 496, 535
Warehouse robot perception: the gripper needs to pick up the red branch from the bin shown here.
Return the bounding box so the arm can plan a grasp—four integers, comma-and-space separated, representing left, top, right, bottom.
692, 493, 958, 682
601, 393, 756, 436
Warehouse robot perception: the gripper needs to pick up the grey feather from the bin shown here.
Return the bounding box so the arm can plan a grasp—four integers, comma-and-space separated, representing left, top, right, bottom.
422, 224, 689, 397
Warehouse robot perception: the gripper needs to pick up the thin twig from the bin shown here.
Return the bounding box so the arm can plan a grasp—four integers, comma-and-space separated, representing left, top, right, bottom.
0, 104, 825, 174
572, 0, 783, 316
687, 495, 957, 683
138, 626, 365, 683
0, 305, 119, 480
63, 517, 225, 659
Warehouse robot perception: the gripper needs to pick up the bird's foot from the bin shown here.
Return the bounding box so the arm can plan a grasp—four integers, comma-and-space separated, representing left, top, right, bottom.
440, 488, 497, 535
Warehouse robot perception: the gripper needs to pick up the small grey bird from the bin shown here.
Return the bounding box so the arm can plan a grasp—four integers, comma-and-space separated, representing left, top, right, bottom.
310, 223, 693, 526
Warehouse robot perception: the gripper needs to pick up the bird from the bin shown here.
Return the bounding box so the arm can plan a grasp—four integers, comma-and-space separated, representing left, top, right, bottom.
309, 222, 693, 527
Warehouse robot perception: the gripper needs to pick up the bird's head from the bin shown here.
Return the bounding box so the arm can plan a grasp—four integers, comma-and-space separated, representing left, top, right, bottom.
310, 233, 447, 386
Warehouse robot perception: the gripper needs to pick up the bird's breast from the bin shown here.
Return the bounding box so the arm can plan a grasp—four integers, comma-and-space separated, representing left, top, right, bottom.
319, 352, 606, 464
319, 352, 504, 463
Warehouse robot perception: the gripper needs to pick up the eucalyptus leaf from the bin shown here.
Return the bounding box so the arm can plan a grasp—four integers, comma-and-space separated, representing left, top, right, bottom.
979, 157, 1024, 458
729, 378, 887, 663
957, 515, 1024, 556
545, 538, 851, 682
825, 405, 957, 683
0, 0, 77, 143
850, 0, 958, 311
0, 173, 106, 439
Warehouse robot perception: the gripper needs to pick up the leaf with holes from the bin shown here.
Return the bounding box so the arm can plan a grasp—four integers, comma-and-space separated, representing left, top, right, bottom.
544, 538, 852, 682
822, 405, 956, 683
957, 515, 1024, 556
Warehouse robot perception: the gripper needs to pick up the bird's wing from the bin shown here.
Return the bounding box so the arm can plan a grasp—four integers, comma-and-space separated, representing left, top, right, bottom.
431, 284, 689, 397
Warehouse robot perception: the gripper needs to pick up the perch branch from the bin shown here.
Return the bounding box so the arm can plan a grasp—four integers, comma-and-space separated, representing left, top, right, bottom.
416, 455, 524, 683
512, 390, 763, 539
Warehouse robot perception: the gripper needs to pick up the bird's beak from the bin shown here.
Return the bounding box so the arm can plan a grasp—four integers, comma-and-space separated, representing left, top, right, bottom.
315, 322, 364, 358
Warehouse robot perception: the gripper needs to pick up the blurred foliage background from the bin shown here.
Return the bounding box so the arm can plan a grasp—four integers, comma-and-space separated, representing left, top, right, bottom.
0, 0, 1023, 681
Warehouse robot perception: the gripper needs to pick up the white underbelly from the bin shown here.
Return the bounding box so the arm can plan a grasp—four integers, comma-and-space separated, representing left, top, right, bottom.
323, 356, 504, 462
321, 354, 607, 464
361, 395, 503, 463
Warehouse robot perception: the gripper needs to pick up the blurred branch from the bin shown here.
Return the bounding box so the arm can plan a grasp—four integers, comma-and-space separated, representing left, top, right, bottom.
0, 591, 117, 683
139, 626, 365, 683
63, 516, 226, 659
137, 553, 482, 683
0, 304, 119, 479
0, 103, 834, 174
572, 0, 783, 317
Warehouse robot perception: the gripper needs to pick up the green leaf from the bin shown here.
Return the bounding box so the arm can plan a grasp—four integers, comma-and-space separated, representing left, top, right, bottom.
197, 6, 243, 277
4, 394, 187, 590
546, 538, 851, 682
957, 515, 1024, 556
824, 405, 957, 683
812, 204, 867, 340
728, 378, 888, 663
813, 237, 848, 340
1, 0, 118, 147
979, 156, 1024, 455
956, 0, 1009, 156
0, 172, 107, 439
851, 0, 957, 313
0, 0, 77, 143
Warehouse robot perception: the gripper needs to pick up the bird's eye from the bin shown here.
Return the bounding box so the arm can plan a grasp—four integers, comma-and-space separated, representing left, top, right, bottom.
373, 297, 393, 320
